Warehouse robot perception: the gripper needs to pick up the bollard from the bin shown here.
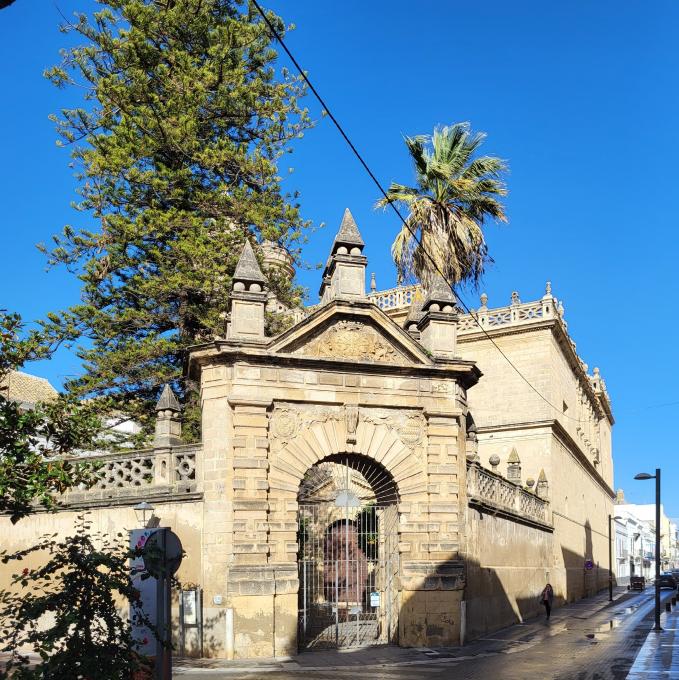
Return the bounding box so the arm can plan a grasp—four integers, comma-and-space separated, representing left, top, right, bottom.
666, 602, 672, 612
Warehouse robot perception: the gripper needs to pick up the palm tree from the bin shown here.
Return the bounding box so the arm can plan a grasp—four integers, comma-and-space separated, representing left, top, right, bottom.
377, 122, 507, 289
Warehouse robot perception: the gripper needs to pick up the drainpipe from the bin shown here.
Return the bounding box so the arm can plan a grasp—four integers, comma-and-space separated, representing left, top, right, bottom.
225, 608, 234, 660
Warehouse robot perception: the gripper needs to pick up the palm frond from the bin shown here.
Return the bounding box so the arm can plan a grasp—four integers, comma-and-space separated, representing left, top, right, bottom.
379, 121, 508, 288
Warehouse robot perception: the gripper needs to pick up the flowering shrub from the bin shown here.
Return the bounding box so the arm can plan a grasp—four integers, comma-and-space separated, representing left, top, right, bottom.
0, 516, 156, 679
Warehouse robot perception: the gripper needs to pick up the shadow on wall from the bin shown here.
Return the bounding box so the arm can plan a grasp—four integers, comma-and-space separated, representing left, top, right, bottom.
560, 519, 612, 604
463, 504, 553, 641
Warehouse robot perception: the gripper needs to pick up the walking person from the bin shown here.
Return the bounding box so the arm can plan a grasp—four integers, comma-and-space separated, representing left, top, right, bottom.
540, 583, 554, 621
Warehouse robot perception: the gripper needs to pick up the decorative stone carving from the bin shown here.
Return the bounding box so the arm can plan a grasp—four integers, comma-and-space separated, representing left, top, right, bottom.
296, 321, 404, 363
271, 408, 300, 442
345, 404, 359, 445
270, 402, 424, 453
398, 415, 424, 448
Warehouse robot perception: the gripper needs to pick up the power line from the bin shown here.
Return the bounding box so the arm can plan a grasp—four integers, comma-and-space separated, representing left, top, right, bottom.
252, 1, 597, 425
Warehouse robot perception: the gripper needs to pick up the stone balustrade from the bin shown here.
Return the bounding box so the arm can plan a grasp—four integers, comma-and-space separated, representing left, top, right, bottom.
62, 445, 200, 507
466, 461, 550, 527
368, 284, 420, 312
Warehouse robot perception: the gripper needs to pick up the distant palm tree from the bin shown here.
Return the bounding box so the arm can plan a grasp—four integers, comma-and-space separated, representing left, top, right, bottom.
377, 122, 507, 289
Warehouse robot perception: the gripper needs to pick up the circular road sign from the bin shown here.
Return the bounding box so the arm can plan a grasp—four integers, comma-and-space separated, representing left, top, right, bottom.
142, 529, 183, 578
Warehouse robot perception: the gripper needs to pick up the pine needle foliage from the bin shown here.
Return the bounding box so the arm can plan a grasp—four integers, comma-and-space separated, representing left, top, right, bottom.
40, 1, 311, 440
377, 122, 508, 289
0, 312, 106, 524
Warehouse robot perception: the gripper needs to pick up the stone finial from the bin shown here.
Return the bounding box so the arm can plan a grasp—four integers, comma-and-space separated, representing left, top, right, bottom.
417, 274, 458, 358
422, 274, 457, 312
536, 468, 549, 499
154, 384, 182, 447
465, 423, 479, 462
557, 300, 565, 317
227, 241, 268, 341
333, 208, 364, 251
319, 209, 367, 303
543, 281, 552, 299
506, 447, 522, 483
155, 384, 180, 412
479, 293, 488, 310
404, 295, 424, 338
511, 291, 521, 305
526, 478, 535, 490
489, 454, 500, 472
233, 240, 266, 288
615, 488, 626, 504
370, 272, 377, 292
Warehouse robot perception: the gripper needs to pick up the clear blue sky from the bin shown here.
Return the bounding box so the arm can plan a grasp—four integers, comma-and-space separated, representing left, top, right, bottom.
1, 1, 677, 513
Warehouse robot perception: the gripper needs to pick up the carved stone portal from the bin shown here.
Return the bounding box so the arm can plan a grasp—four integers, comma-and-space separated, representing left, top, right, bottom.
295, 320, 405, 363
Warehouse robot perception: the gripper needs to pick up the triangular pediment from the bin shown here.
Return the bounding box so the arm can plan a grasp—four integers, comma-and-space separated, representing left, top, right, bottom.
268, 299, 433, 366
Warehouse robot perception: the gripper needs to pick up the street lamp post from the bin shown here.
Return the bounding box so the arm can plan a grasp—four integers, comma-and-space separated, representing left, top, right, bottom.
634, 468, 661, 631
608, 514, 623, 601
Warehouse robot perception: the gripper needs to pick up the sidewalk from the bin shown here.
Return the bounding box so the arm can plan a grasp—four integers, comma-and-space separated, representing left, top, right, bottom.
626, 601, 679, 678
175, 586, 632, 674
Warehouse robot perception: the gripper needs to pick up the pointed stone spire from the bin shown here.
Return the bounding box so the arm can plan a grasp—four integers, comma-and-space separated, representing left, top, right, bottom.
155, 384, 181, 412
154, 384, 182, 448
333, 208, 364, 250
507, 448, 520, 464
406, 295, 424, 322
233, 240, 266, 287
422, 274, 457, 312
319, 208, 367, 303
417, 274, 458, 358
536, 468, 549, 499
227, 240, 267, 341
506, 448, 522, 483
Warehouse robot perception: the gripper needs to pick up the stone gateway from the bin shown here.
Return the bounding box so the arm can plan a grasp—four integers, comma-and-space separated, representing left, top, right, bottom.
0, 209, 615, 660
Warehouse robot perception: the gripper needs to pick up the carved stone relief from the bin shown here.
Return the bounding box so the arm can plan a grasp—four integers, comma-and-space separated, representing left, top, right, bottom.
270, 403, 425, 454
294, 320, 405, 363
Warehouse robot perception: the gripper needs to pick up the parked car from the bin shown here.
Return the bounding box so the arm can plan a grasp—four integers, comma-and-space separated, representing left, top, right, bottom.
630, 575, 646, 591
657, 573, 677, 589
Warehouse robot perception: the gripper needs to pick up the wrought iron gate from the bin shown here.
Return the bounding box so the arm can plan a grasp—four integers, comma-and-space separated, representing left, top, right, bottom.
297, 456, 400, 650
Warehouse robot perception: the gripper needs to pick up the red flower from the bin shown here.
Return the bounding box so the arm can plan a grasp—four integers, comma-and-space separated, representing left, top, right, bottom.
22, 568, 29, 576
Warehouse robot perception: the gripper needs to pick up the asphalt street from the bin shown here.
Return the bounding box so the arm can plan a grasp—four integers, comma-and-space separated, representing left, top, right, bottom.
175, 589, 675, 680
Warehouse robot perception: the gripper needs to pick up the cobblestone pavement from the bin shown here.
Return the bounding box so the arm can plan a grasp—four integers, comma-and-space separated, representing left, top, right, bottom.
175, 589, 676, 680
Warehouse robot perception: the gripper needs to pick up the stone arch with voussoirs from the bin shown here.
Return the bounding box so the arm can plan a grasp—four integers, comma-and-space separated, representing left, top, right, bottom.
266, 404, 429, 649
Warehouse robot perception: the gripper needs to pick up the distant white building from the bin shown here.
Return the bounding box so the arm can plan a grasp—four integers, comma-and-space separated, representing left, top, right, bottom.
615, 491, 675, 582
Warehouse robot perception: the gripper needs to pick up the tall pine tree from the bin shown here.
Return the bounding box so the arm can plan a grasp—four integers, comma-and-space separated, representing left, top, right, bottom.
41, 1, 310, 441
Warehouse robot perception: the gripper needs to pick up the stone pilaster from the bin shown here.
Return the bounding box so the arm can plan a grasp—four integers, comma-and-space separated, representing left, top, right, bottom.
229, 399, 271, 566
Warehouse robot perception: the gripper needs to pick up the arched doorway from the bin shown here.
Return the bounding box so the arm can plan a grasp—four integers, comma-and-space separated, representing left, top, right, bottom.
297, 454, 400, 650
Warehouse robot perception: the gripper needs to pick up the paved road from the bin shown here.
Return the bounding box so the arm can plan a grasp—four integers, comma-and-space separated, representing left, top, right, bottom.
176, 589, 675, 680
